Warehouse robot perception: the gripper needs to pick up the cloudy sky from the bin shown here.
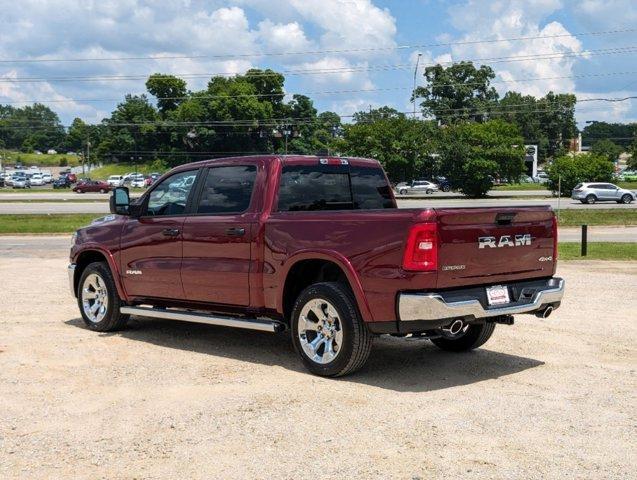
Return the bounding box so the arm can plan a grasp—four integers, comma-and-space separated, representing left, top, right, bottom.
0, 0, 635, 126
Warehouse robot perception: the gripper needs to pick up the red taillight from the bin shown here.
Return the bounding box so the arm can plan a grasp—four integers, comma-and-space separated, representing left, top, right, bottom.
552, 215, 558, 261
402, 223, 438, 271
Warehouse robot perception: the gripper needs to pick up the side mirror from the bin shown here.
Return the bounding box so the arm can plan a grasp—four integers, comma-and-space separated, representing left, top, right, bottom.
110, 187, 130, 215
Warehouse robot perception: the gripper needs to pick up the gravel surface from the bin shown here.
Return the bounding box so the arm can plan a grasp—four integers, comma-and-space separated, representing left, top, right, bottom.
1, 255, 635, 479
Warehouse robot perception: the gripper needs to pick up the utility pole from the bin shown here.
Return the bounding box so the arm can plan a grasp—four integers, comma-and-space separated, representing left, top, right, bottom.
86, 135, 90, 173
413, 53, 422, 118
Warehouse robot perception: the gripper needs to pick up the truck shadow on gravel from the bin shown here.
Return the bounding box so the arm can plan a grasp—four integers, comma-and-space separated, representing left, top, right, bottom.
66, 317, 544, 393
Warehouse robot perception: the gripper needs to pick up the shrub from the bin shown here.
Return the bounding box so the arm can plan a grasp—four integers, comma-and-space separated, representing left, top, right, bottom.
546, 153, 614, 196
59, 157, 68, 167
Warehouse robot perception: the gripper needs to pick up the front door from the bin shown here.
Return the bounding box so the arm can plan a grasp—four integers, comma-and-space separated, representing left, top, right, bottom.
181, 164, 258, 306
119, 169, 199, 299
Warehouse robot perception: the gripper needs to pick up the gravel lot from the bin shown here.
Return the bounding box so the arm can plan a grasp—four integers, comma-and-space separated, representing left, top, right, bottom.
1, 251, 635, 479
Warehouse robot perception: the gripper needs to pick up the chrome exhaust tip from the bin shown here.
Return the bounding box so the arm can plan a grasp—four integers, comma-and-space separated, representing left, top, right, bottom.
442, 319, 465, 335
536, 306, 553, 319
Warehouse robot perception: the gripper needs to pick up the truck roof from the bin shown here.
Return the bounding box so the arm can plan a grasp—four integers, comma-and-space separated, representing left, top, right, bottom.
171, 155, 381, 171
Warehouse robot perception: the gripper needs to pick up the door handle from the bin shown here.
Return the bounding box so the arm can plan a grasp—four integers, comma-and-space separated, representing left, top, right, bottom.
226, 227, 246, 237
162, 228, 180, 237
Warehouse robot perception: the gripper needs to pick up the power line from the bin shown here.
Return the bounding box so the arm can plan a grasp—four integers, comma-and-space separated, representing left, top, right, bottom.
1, 46, 635, 84
2, 71, 635, 105
0, 27, 634, 64
1, 98, 633, 130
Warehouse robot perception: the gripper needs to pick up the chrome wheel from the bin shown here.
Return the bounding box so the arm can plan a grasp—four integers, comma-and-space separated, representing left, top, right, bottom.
298, 298, 343, 365
81, 273, 109, 323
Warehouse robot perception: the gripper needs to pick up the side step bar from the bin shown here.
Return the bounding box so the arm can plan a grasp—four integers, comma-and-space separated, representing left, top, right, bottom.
120, 306, 285, 333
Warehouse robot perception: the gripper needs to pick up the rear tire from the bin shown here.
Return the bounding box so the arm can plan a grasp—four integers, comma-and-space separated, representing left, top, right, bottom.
431, 322, 496, 352
77, 262, 129, 332
585, 194, 596, 204
291, 282, 372, 377
399, 189, 407, 195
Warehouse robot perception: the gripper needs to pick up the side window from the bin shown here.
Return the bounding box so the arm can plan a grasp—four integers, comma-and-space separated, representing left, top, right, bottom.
196, 165, 257, 214
146, 170, 198, 216
350, 166, 395, 209
277, 166, 352, 211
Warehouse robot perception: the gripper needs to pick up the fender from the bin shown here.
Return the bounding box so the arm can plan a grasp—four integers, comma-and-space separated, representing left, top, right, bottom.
72, 244, 129, 301
278, 249, 374, 322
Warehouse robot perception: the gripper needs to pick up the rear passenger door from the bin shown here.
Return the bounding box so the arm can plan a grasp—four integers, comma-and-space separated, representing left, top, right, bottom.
181, 163, 259, 306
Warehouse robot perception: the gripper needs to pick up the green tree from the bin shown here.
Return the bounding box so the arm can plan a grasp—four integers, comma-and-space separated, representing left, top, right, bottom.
498, 91, 577, 161
145, 74, 188, 115
413, 62, 499, 124
590, 139, 623, 163
581, 121, 636, 148
546, 153, 614, 196
437, 120, 525, 197
339, 109, 438, 181
97, 95, 159, 162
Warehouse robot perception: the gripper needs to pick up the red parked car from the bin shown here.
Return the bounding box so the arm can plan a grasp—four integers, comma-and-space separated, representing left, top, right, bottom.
73, 180, 111, 194
68, 156, 563, 377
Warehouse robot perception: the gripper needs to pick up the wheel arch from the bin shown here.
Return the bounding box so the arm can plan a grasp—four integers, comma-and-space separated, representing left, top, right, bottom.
279, 251, 373, 324
73, 247, 127, 300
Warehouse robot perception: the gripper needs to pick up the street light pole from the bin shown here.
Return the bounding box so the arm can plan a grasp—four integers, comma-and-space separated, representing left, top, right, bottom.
413, 53, 422, 118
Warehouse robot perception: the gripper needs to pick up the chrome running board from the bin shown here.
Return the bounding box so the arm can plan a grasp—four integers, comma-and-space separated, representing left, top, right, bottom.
120, 306, 285, 333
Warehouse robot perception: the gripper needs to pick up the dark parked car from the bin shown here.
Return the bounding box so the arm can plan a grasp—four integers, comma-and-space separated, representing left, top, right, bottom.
434, 176, 452, 192
53, 177, 72, 189
73, 180, 111, 194
68, 155, 563, 377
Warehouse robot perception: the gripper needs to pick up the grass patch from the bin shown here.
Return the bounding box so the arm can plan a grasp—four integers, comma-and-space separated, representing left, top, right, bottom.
559, 242, 637, 261
88, 163, 164, 180
3, 151, 80, 167
0, 214, 100, 234
556, 209, 637, 227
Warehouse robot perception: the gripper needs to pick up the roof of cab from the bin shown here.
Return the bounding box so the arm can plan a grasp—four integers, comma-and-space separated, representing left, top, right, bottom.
183, 154, 381, 168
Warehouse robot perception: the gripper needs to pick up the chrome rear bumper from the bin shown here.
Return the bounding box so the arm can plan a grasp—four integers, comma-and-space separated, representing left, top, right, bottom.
68, 263, 77, 297
398, 278, 565, 322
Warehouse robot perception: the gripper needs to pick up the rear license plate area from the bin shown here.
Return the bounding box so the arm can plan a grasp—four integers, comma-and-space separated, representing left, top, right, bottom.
486, 285, 510, 306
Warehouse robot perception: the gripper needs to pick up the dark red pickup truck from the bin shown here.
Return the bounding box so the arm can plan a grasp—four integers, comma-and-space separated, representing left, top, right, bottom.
68, 155, 564, 376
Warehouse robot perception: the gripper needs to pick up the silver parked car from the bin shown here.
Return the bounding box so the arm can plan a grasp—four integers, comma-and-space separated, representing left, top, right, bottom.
395, 180, 439, 195
571, 182, 635, 204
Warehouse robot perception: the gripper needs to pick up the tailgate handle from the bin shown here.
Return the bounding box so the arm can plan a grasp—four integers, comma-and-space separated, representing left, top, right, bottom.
496, 213, 516, 225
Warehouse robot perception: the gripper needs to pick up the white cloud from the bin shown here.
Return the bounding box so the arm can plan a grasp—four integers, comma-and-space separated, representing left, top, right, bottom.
257, 20, 314, 54
233, 0, 397, 58
445, 0, 582, 97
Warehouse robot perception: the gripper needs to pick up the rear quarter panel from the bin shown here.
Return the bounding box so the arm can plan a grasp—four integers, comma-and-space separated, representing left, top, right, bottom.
264, 209, 436, 322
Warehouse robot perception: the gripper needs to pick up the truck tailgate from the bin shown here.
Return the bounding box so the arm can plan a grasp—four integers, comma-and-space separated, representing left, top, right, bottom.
435, 207, 556, 288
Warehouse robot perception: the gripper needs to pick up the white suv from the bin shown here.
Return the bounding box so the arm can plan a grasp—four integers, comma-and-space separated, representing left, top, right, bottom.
107, 175, 124, 187
572, 182, 635, 204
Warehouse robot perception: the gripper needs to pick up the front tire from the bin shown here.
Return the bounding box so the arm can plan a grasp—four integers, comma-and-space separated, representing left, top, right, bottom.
621, 194, 633, 204
291, 282, 372, 377
431, 322, 496, 352
399, 189, 407, 195
77, 262, 129, 332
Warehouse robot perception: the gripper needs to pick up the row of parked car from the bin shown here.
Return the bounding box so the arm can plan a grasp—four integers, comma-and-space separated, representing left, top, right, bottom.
105, 172, 162, 189
0, 169, 53, 188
